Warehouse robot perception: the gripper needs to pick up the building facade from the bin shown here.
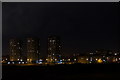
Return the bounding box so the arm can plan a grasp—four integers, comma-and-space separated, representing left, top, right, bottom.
27, 38, 40, 63
9, 39, 21, 61
47, 36, 61, 62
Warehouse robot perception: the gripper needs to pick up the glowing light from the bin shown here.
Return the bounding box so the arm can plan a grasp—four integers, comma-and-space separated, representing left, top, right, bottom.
38, 62, 42, 64
103, 60, 106, 62
19, 62, 21, 64
74, 59, 76, 61
68, 59, 70, 61
39, 59, 42, 61
60, 60, 62, 62
8, 62, 10, 64
6, 58, 7, 60
27, 59, 29, 61
22, 62, 24, 64
46, 59, 48, 61
12, 62, 14, 64
55, 59, 57, 61
20, 59, 23, 61
62, 59, 65, 61
114, 53, 117, 55
30, 59, 32, 62
96, 59, 98, 61
115, 58, 118, 61
28, 40, 30, 42
90, 57, 92, 61
113, 59, 116, 62
17, 59, 19, 61
107, 57, 109, 60
97, 59, 103, 63
86, 58, 89, 60
90, 53, 93, 54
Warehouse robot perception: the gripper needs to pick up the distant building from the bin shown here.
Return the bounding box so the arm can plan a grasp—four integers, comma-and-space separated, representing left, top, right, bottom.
26, 38, 40, 63
9, 39, 21, 61
47, 36, 61, 62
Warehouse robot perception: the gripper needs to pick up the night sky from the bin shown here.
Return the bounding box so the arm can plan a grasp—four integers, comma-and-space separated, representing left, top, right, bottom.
2, 2, 119, 56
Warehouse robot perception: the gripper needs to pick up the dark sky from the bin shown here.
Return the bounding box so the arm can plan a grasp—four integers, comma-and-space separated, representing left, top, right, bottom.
2, 2, 119, 56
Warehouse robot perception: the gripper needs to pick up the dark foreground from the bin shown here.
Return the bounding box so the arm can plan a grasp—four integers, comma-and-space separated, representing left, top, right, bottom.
2, 64, 120, 80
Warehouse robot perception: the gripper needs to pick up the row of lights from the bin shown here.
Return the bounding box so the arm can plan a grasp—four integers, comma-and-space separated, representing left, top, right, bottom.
7, 61, 26, 64
4, 57, 120, 64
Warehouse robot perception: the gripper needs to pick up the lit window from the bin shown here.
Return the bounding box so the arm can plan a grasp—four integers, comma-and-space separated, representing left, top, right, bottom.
68, 59, 70, 61
90, 57, 92, 61
12, 62, 14, 64
20, 59, 23, 61
115, 58, 118, 61
37, 50, 39, 53
50, 40, 52, 42
86, 58, 89, 60
27, 59, 29, 61
30, 59, 32, 62
53, 40, 55, 42
28, 40, 30, 42
90, 53, 93, 54
107, 57, 109, 60
49, 48, 51, 50
114, 53, 117, 55
74, 59, 76, 61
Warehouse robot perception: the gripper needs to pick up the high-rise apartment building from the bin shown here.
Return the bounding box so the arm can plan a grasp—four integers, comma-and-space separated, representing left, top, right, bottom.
27, 38, 40, 63
9, 39, 21, 61
47, 36, 61, 62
